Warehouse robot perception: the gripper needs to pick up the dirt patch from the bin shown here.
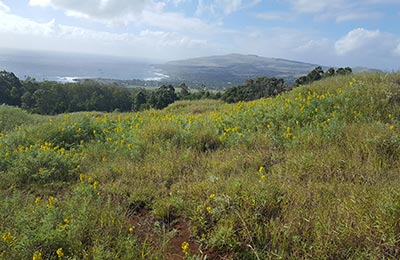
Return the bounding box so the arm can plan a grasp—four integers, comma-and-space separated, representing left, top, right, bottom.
127, 209, 201, 260
165, 219, 200, 260
127, 208, 157, 243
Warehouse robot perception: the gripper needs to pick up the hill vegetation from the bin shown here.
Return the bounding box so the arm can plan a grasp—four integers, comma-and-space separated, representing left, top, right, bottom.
154, 54, 320, 88
1, 73, 400, 259
0, 65, 352, 115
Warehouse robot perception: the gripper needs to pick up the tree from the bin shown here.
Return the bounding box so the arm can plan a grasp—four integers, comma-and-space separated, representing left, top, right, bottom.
150, 85, 178, 109
307, 66, 324, 82
336, 68, 346, 75
178, 83, 190, 98
132, 90, 148, 111
110, 87, 131, 112
0, 71, 23, 106
221, 77, 287, 103
344, 67, 352, 74
295, 66, 352, 86
324, 67, 336, 78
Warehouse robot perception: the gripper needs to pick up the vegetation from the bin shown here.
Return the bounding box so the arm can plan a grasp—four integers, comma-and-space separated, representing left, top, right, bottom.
0, 66, 354, 116
0, 71, 181, 114
295, 66, 352, 86
221, 77, 288, 103
1, 73, 400, 259
154, 53, 321, 88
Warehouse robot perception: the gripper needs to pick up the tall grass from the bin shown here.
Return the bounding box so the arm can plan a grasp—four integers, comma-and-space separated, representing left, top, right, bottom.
1, 73, 400, 259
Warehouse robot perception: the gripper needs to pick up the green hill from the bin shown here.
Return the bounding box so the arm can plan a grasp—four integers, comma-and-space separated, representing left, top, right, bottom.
155, 53, 321, 88
1, 73, 400, 259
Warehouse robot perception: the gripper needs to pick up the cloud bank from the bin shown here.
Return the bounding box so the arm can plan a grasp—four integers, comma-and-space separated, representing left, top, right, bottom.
0, 1, 398, 69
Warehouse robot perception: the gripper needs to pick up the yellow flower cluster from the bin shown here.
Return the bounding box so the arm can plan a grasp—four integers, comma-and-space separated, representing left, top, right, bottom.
47, 196, 56, 209
258, 166, 266, 182
79, 173, 99, 189
181, 241, 190, 256
2, 232, 14, 243
32, 252, 42, 260
56, 248, 64, 258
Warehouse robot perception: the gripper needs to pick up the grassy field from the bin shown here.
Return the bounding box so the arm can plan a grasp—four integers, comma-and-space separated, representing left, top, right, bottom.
1, 73, 400, 259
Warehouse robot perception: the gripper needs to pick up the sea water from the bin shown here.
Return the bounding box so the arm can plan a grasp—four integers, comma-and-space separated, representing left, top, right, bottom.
0, 48, 168, 82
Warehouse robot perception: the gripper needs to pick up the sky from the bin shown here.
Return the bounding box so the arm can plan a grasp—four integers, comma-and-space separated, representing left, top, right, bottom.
0, 0, 399, 70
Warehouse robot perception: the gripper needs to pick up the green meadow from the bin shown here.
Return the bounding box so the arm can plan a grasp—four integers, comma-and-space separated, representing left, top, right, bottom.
1, 73, 399, 259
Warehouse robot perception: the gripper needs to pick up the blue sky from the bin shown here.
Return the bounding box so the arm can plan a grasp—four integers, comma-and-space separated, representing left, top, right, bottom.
0, 0, 399, 70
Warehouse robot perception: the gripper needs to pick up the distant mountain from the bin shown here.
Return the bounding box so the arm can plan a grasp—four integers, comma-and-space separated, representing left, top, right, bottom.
154, 54, 321, 88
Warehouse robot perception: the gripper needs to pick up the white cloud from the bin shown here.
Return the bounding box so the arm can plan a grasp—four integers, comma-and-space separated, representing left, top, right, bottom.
29, 0, 151, 21
290, 0, 346, 14
335, 28, 396, 55
333, 28, 400, 69
0, 9, 213, 59
168, 0, 189, 6
335, 11, 382, 23
226, 26, 400, 69
256, 11, 293, 21
29, 0, 52, 7
28, 0, 215, 35
0, 1, 10, 13
289, 0, 398, 24
217, 0, 242, 14
140, 10, 215, 34
395, 44, 400, 56
2, 1, 400, 70
227, 27, 333, 64
196, 0, 260, 16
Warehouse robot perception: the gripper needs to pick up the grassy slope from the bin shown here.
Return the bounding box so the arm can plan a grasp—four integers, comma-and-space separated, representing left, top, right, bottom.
1, 73, 400, 259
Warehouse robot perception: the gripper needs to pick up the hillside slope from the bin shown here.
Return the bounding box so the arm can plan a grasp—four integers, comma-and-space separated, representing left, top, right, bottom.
1, 73, 400, 259
155, 53, 320, 88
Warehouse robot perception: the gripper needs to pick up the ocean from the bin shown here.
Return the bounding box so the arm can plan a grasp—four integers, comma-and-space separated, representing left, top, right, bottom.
0, 49, 168, 82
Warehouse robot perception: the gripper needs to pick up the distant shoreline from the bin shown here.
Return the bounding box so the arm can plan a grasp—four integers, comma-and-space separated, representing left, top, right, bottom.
0, 48, 162, 82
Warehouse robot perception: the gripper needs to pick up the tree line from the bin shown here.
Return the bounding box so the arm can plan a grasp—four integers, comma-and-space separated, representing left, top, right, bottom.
0, 66, 352, 114
220, 66, 352, 103
0, 71, 220, 115
295, 66, 352, 86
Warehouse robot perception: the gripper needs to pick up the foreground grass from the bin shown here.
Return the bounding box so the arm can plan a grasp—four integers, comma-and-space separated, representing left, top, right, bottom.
1, 73, 400, 259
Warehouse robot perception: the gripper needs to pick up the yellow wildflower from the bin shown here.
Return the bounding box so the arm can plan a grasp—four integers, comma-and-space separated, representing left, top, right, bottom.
181, 241, 190, 256
56, 248, 64, 258
259, 166, 265, 174
32, 252, 43, 260
93, 181, 99, 189
2, 232, 14, 243
390, 125, 395, 130
87, 177, 94, 184
129, 226, 134, 233
209, 193, 215, 199
79, 173, 86, 182
47, 196, 55, 209
35, 197, 42, 204
206, 206, 212, 213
